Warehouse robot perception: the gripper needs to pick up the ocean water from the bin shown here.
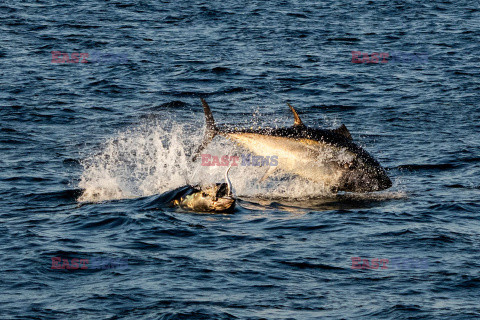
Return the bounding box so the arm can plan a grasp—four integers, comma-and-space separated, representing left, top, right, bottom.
1, 0, 479, 319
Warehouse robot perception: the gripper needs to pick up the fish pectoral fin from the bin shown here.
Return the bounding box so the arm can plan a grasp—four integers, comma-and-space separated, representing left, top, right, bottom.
259, 166, 278, 182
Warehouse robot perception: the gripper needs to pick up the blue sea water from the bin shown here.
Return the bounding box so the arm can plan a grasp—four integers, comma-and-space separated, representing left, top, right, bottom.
1, 0, 479, 319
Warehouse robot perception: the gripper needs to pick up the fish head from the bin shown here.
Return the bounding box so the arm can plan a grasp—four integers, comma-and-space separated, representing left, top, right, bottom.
336, 150, 392, 192
187, 183, 236, 213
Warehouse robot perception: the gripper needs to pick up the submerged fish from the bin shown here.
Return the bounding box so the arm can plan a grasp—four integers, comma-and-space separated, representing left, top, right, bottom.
170, 167, 236, 213
193, 99, 392, 193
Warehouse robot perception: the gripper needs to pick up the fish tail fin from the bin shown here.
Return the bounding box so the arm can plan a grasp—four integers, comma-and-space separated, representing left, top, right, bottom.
192, 98, 218, 161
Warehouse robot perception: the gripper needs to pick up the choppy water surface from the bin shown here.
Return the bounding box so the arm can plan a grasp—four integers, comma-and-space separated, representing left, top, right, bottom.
1, 0, 479, 319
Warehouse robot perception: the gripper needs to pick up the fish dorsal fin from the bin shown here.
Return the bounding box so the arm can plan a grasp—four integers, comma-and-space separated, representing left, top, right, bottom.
334, 124, 353, 140
287, 103, 304, 127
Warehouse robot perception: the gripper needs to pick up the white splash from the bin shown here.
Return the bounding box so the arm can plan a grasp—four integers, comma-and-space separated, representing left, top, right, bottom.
78, 120, 195, 202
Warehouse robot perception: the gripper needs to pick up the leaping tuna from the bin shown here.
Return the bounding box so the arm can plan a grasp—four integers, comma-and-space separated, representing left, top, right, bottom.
193, 99, 392, 193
